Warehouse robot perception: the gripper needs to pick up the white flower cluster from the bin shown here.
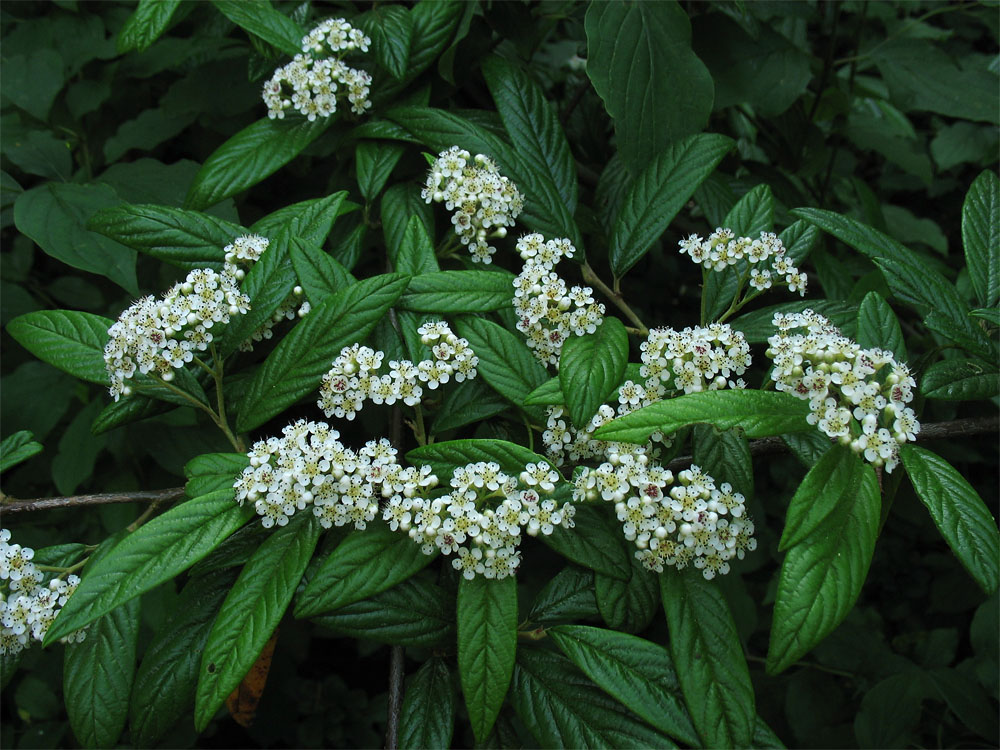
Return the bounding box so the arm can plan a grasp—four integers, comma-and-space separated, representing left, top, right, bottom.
512, 233, 605, 365
263, 18, 373, 120
679, 229, 808, 296
1, 529, 86, 656
104, 235, 270, 401
573, 456, 756, 579
318, 321, 477, 421
239, 286, 311, 353
767, 310, 920, 473
639, 323, 751, 398
233, 420, 439, 530
421, 146, 525, 263
384, 460, 576, 580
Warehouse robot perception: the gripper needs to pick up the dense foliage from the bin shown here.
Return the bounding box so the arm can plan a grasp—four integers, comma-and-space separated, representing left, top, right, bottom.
1, 1, 998, 748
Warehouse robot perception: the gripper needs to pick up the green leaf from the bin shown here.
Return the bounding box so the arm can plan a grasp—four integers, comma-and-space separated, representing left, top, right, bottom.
766, 463, 881, 674
381, 184, 434, 269
7, 310, 111, 385
527, 566, 599, 625
211, 0, 305, 57
926, 667, 1000, 742
853, 671, 927, 749
780, 220, 821, 267
404, 0, 463, 78
901, 445, 999, 594
432, 379, 509, 433
250, 192, 354, 246
44, 490, 253, 644
962, 170, 999, 308
399, 270, 514, 313
393, 214, 439, 276
295, 519, 436, 617
511, 646, 675, 748
559, 317, 628, 429
792, 207, 992, 361
130, 571, 235, 747
610, 134, 733, 277
86, 204, 243, 269
453, 316, 548, 422
288, 237, 354, 306
585, 0, 714, 177
921, 358, 1000, 401
185, 117, 329, 210
729, 299, 858, 344
594, 390, 811, 444
406, 438, 554, 482
457, 574, 518, 743
312, 573, 454, 648
856, 291, 907, 361
118, 0, 182, 53
14, 183, 137, 295
661, 567, 755, 748
541, 505, 632, 582
64, 595, 140, 748
781, 431, 835, 469
594, 548, 658, 634
184, 452, 250, 499
356, 141, 405, 201
970, 307, 1000, 326
779, 445, 864, 551
0, 430, 43, 473
523, 377, 565, 406
364, 5, 412, 79
548, 625, 698, 746
195, 514, 321, 731
91, 395, 173, 436
236, 273, 410, 432
692, 424, 753, 501
3, 129, 72, 180
482, 56, 577, 214
400, 657, 456, 750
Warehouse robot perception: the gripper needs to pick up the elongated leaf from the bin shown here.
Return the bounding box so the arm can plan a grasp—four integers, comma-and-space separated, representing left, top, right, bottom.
585, 1, 714, 178
0, 430, 43, 473
45, 491, 253, 644
549, 625, 698, 746
926, 667, 1000, 742
405, 0, 463, 78
432, 379, 509, 433
381, 184, 434, 268
610, 134, 733, 277
457, 575, 518, 743
483, 56, 577, 213
364, 5, 412, 79
400, 657, 456, 750
541, 504, 632, 581
186, 117, 329, 210
902, 445, 999, 594
288, 237, 353, 306
195, 514, 320, 730
86, 204, 242, 269
527, 566, 600, 625
356, 141, 405, 201
857, 291, 907, 361
312, 574, 453, 647
779, 445, 864, 551
7, 310, 110, 385
921, 358, 1000, 401
511, 646, 675, 748
766, 463, 881, 674
662, 567, 755, 748
211, 0, 305, 57
117, 0, 183, 53
453, 316, 547, 422
236, 273, 410, 432
962, 170, 999, 308
91, 394, 173, 435
780, 220, 821, 266
594, 390, 811, 444
295, 520, 435, 617
130, 571, 236, 747
594, 541, 658, 633
730, 299, 858, 344
184, 452, 250, 498
64, 595, 140, 749
559, 317, 628, 429
399, 270, 514, 313
406, 438, 554, 484
393, 214, 439, 276
692, 424, 754, 501
250, 192, 354, 246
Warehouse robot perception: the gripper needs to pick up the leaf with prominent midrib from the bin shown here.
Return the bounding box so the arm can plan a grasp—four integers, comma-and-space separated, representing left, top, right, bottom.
406, 438, 554, 481
117, 0, 183, 53
779, 445, 865, 551
962, 170, 999, 308
210, 0, 305, 57
399, 270, 514, 313
856, 291, 907, 361
920, 358, 999, 401
399, 657, 457, 750
7, 310, 111, 385
559, 317, 628, 429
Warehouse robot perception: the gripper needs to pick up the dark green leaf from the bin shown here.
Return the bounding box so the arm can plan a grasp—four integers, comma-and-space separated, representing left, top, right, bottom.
250, 192, 354, 246
364, 5, 412, 79
856, 291, 907, 361
559, 317, 628, 429
527, 566, 599, 625
184, 452, 250, 499
921, 358, 999, 401
854, 671, 927, 748
926, 667, 999, 742
288, 236, 354, 306
729, 299, 858, 344
457, 575, 518, 743
394, 214, 439, 276
211, 0, 305, 57
0, 430, 43, 473
661, 567, 755, 748
381, 184, 434, 269
432, 379, 509, 433
7, 310, 111, 385
693, 423, 753, 502
356, 141, 405, 201
118, 0, 182, 53
779, 445, 864, 551
962, 170, 999, 308
400, 657, 456, 750
540, 504, 632, 582
91, 395, 173, 436
400, 270, 514, 313
406, 438, 554, 482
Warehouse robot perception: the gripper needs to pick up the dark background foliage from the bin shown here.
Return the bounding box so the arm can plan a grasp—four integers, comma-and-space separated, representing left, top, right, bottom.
1, 0, 997, 747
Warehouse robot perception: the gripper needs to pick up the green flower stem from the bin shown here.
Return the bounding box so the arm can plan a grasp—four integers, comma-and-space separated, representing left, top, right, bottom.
582, 261, 649, 336
410, 405, 429, 447
148, 374, 243, 453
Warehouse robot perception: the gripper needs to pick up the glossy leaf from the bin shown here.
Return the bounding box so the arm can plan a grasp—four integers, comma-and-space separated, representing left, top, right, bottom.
195, 514, 321, 731
250, 192, 354, 246
767, 463, 881, 673
527, 566, 600, 626
406, 439, 555, 487
856, 291, 907, 361
921, 358, 999, 401
962, 170, 999, 308
540, 505, 632, 581
211, 0, 305, 57
729, 299, 858, 344
117, 0, 183, 53
0, 430, 43, 473
662, 567, 755, 748
393, 214, 439, 276
184, 452, 250, 498
400, 657, 456, 750
779, 445, 865, 551
7, 310, 111, 385
594, 545, 659, 634
364, 5, 412, 79
381, 184, 434, 268
692, 424, 754, 502
399, 270, 514, 313
457, 575, 518, 743
560, 317, 628, 429
432, 380, 509, 433
288, 237, 354, 306
902, 445, 1000, 593
356, 141, 406, 201
610, 133, 733, 278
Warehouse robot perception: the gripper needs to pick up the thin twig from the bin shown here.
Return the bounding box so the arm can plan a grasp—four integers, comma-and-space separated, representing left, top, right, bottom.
1, 487, 186, 514
385, 645, 405, 750
581, 261, 649, 335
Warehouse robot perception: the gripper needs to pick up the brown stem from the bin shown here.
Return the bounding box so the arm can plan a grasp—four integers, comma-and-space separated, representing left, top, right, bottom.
0, 487, 186, 515
581, 261, 649, 335
385, 645, 405, 749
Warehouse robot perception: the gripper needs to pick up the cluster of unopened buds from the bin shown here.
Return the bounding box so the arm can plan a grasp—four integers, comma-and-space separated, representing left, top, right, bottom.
385, 461, 576, 580
574, 452, 756, 579
1, 530, 86, 655
512, 233, 605, 365
104, 234, 270, 401
234, 420, 439, 530
318, 321, 477, 420
263, 18, 373, 120
679, 229, 808, 296
767, 310, 920, 472
422, 146, 524, 263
